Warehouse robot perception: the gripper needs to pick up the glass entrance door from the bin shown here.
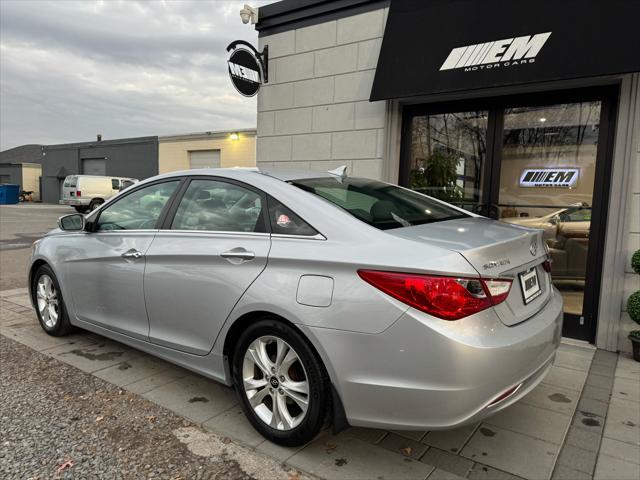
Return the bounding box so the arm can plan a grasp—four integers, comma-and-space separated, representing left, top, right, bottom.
496, 101, 601, 337
402, 90, 615, 342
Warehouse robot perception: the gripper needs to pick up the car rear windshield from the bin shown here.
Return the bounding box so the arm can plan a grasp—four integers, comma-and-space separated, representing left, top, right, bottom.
291, 177, 467, 230
64, 176, 77, 188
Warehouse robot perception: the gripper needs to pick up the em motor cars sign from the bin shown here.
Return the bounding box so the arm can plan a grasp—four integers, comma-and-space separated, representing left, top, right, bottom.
226, 40, 268, 97
519, 168, 579, 188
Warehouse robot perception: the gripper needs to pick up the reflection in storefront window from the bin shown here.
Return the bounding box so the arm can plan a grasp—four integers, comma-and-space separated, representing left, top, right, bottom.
499, 101, 601, 320
408, 111, 487, 209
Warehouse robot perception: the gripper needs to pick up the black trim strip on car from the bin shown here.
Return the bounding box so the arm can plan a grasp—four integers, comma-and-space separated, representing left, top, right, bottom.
157, 178, 190, 229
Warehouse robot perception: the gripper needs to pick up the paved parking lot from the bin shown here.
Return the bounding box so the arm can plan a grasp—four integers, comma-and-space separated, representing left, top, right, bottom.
0, 204, 69, 290
2, 288, 638, 480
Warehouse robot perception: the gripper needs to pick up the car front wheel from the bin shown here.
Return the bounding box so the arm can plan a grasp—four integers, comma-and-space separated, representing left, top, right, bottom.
232, 318, 328, 446
32, 265, 73, 336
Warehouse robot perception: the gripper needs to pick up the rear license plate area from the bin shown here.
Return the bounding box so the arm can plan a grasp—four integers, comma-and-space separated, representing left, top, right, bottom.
519, 267, 542, 304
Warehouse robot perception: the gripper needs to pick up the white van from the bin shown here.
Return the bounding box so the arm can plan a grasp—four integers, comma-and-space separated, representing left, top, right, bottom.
61, 175, 138, 213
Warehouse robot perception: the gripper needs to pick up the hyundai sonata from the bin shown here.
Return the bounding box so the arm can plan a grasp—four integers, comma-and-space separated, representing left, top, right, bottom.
29, 167, 562, 446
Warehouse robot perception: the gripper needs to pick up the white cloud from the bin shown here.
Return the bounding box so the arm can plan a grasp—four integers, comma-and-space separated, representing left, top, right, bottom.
0, 0, 268, 150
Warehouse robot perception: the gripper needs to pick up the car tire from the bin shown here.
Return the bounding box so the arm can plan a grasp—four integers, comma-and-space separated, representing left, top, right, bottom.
232, 318, 329, 446
89, 199, 103, 211
32, 265, 74, 337
74, 206, 88, 213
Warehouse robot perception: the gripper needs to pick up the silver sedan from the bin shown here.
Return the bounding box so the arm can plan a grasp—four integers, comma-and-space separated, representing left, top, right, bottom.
29, 168, 563, 446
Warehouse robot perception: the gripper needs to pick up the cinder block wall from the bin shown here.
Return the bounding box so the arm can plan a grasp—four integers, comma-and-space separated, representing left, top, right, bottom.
256, 8, 389, 180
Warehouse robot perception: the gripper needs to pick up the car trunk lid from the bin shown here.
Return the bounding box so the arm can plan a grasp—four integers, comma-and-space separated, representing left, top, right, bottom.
387, 216, 551, 326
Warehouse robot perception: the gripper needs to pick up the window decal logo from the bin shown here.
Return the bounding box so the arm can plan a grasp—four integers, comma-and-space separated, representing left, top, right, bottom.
519, 168, 579, 188
440, 32, 552, 72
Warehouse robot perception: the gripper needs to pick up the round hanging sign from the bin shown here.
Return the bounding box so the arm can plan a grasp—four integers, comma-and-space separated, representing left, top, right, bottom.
227, 47, 263, 97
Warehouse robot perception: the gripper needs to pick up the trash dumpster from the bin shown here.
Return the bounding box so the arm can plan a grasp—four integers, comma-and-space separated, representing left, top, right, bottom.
0, 184, 20, 205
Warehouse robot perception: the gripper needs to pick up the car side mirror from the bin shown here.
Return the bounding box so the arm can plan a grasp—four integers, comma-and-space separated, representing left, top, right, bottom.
58, 213, 85, 231
549, 215, 559, 225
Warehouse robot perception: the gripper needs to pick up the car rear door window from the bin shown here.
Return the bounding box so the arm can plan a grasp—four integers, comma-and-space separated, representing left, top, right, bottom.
171, 179, 265, 233
96, 181, 180, 231
268, 196, 319, 236
292, 177, 466, 230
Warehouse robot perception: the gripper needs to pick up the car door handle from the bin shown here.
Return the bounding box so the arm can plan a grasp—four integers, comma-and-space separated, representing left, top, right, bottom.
220, 248, 255, 261
121, 249, 144, 259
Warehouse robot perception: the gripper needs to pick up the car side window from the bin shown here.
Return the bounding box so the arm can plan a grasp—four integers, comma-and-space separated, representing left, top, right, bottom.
111, 179, 120, 190
96, 181, 180, 231
171, 179, 265, 233
268, 196, 319, 236
562, 208, 591, 222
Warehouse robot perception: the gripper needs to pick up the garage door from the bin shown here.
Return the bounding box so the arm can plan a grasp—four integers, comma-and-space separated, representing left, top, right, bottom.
82, 158, 106, 175
189, 150, 221, 169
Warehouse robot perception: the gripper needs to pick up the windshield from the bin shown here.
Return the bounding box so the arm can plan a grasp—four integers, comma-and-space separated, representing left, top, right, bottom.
291, 177, 467, 230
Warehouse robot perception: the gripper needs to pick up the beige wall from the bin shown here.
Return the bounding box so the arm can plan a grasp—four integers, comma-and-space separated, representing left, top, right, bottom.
22, 163, 41, 201
158, 134, 256, 174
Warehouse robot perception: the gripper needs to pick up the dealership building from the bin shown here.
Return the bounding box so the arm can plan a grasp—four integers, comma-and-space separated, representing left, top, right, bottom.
38, 129, 256, 203
250, 0, 640, 352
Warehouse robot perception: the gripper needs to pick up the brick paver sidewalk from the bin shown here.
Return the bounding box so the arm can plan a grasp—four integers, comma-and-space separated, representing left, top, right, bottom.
1, 288, 638, 480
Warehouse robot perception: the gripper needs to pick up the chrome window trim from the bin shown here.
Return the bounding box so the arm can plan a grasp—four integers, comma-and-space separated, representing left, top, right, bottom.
90, 230, 159, 235
271, 233, 327, 241
149, 230, 326, 240
155, 229, 271, 238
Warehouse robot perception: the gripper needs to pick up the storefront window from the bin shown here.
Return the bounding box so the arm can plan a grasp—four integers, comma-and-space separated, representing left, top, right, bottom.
498, 101, 601, 322
407, 111, 488, 210
403, 98, 605, 339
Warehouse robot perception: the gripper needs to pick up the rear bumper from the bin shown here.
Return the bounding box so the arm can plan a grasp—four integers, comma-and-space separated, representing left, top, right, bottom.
61, 199, 88, 206
307, 286, 563, 430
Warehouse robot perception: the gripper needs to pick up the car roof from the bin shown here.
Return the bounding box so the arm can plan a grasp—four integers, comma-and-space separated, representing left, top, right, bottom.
158, 166, 335, 183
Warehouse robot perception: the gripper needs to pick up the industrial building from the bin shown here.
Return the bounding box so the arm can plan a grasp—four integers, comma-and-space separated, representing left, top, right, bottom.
35, 129, 256, 204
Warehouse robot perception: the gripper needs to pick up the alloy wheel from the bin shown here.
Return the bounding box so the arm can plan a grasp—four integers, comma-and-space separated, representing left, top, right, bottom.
242, 335, 310, 431
36, 274, 59, 328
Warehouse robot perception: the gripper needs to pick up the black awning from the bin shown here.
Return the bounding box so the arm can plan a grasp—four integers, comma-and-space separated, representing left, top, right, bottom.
370, 0, 640, 101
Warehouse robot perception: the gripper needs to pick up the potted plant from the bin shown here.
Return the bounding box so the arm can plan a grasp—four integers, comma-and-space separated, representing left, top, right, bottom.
627, 249, 640, 361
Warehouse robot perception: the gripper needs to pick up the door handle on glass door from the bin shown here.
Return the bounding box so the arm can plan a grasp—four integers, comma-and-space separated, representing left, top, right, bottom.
121, 249, 144, 259
220, 248, 255, 261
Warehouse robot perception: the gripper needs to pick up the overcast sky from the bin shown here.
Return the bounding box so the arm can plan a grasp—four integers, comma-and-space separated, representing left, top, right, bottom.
0, 0, 268, 151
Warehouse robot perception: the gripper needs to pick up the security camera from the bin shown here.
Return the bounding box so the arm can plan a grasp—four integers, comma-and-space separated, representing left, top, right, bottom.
240, 4, 258, 24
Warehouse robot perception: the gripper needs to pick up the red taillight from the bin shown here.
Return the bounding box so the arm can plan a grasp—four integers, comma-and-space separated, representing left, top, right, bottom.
76, 190, 82, 197
483, 279, 512, 304
542, 259, 552, 273
357, 270, 512, 321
